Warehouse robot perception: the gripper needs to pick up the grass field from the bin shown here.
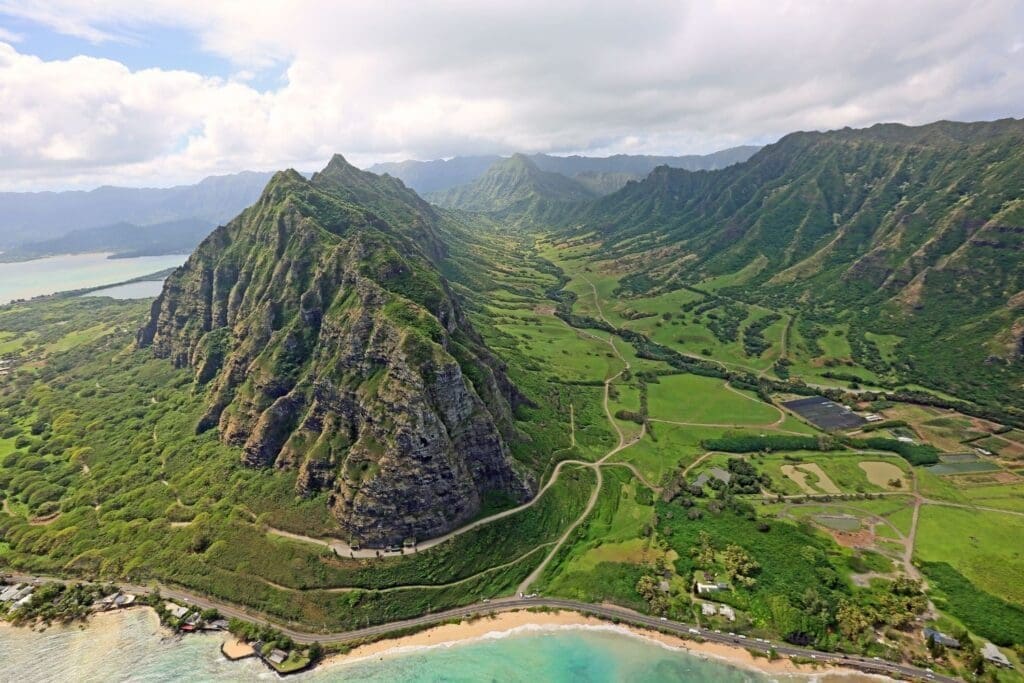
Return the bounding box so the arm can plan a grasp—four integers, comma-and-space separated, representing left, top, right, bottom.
646, 374, 779, 426
611, 423, 722, 484
914, 505, 1024, 607
538, 467, 658, 608
960, 483, 1024, 513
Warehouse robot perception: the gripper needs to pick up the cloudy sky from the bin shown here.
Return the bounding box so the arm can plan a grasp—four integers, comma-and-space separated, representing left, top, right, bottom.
1, 0, 1022, 190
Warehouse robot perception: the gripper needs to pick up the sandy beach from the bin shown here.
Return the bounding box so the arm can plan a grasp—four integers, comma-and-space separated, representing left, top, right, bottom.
221, 636, 255, 660
325, 609, 888, 681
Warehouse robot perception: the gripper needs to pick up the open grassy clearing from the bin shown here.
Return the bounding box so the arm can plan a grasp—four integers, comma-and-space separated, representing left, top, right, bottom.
607, 380, 644, 442
914, 505, 1024, 607
864, 331, 903, 363
493, 314, 622, 382
537, 467, 659, 609
0, 331, 28, 354
646, 373, 780, 426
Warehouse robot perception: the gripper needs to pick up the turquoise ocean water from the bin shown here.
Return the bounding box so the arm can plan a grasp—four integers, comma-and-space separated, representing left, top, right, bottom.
0, 252, 186, 305
0, 609, 809, 682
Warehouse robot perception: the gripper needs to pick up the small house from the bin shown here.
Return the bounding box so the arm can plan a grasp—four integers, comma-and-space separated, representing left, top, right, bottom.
113, 593, 135, 608
701, 602, 716, 616
696, 582, 720, 594
922, 627, 960, 649
718, 605, 735, 621
164, 602, 189, 619
207, 619, 230, 631
268, 649, 288, 665
981, 642, 1011, 668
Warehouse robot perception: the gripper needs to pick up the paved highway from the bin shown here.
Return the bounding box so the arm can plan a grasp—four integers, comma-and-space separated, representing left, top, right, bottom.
5, 573, 955, 682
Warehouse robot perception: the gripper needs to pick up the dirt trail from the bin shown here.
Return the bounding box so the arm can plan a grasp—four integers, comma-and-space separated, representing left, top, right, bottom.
516, 274, 643, 594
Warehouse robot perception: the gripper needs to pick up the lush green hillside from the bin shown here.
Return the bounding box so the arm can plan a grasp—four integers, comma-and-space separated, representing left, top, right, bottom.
428, 154, 595, 220
561, 118, 1024, 414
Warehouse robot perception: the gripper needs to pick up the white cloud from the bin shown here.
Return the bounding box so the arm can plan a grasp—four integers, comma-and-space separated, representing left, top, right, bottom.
0, 0, 1023, 189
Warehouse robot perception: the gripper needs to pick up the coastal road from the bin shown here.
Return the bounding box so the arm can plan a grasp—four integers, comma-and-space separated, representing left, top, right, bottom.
4, 573, 955, 682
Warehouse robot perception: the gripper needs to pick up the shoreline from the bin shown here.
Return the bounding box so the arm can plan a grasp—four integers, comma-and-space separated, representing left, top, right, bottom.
320, 610, 889, 681
1, 603, 891, 681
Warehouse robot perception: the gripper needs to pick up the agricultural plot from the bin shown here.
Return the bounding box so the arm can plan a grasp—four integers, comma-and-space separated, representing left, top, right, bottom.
858, 461, 909, 490
780, 463, 841, 494
878, 404, 1002, 452
646, 373, 780, 426
783, 396, 866, 430
757, 452, 909, 496
813, 514, 862, 532
767, 500, 911, 562
926, 460, 1003, 475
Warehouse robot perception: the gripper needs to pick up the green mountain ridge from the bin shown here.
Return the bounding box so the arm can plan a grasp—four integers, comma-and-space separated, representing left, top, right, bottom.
137, 155, 534, 546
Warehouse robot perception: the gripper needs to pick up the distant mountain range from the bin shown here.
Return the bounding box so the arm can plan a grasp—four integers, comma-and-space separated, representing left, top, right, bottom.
0, 147, 758, 261
0, 171, 274, 255
0, 218, 214, 262
367, 147, 760, 194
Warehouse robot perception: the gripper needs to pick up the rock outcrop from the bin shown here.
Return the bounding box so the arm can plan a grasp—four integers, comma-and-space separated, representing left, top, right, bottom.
138, 156, 533, 546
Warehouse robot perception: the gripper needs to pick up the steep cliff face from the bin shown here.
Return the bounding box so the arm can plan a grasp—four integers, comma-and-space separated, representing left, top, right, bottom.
138, 156, 533, 546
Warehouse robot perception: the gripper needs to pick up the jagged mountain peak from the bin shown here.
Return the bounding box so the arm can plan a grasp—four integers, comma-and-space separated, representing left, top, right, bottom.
138, 159, 534, 546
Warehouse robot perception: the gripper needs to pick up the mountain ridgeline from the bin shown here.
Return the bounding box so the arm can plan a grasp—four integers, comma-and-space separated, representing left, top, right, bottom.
138, 155, 533, 546
428, 154, 597, 219
369, 146, 760, 194
566, 118, 1024, 411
